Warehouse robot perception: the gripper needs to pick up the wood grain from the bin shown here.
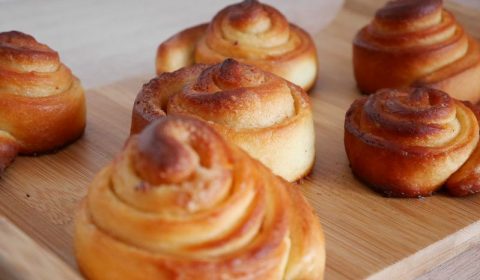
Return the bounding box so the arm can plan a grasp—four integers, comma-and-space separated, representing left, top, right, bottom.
454, 0, 480, 10
0, 217, 81, 280
0, 0, 479, 280
418, 245, 480, 280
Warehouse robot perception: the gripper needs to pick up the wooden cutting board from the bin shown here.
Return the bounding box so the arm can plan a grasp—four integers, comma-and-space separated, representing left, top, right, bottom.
1, 0, 480, 279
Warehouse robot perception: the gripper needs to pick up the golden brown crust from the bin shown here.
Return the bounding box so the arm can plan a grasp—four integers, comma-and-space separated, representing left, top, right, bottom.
0, 132, 19, 172
445, 102, 480, 196
0, 31, 85, 170
375, 0, 442, 21
344, 87, 480, 197
75, 116, 325, 280
156, 0, 318, 91
353, 1, 480, 102
132, 59, 315, 182
156, 24, 208, 74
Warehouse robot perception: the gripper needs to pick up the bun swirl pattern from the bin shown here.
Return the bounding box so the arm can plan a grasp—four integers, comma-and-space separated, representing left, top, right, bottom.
156, 0, 318, 91
353, 0, 480, 102
75, 116, 325, 280
345, 87, 480, 197
0, 31, 85, 171
132, 59, 315, 182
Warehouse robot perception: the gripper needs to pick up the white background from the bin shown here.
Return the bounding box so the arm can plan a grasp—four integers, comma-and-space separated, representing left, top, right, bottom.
0, 0, 345, 88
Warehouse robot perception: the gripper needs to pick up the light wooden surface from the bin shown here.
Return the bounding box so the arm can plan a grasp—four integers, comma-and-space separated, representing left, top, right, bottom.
0, 217, 80, 280
0, 0, 480, 279
455, 0, 480, 10
418, 245, 480, 280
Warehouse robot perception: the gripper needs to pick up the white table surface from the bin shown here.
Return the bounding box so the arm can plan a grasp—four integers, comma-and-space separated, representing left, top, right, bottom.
0, 0, 344, 88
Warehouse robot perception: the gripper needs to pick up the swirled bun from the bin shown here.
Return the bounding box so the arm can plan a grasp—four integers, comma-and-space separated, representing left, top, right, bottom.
156, 0, 318, 91
353, 0, 480, 102
132, 59, 314, 182
345, 87, 480, 197
75, 115, 325, 280
0, 31, 85, 171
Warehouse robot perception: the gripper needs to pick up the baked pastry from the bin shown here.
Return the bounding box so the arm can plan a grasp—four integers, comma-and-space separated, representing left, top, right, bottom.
75, 115, 325, 280
132, 59, 314, 182
156, 0, 318, 91
0, 31, 86, 171
345, 87, 480, 197
353, 0, 480, 102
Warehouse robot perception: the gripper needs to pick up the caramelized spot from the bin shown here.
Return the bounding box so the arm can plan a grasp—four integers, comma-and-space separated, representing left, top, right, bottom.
134, 181, 151, 192
376, 0, 442, 20
214, 58, 264, 89
0, 31, 60, 73
170, 59, 294, 130
363, 87, 455, 137
227, 0, 273, 34
0, 31, 55, 53
132, 118, 197, 185
131, 116, 233, 186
